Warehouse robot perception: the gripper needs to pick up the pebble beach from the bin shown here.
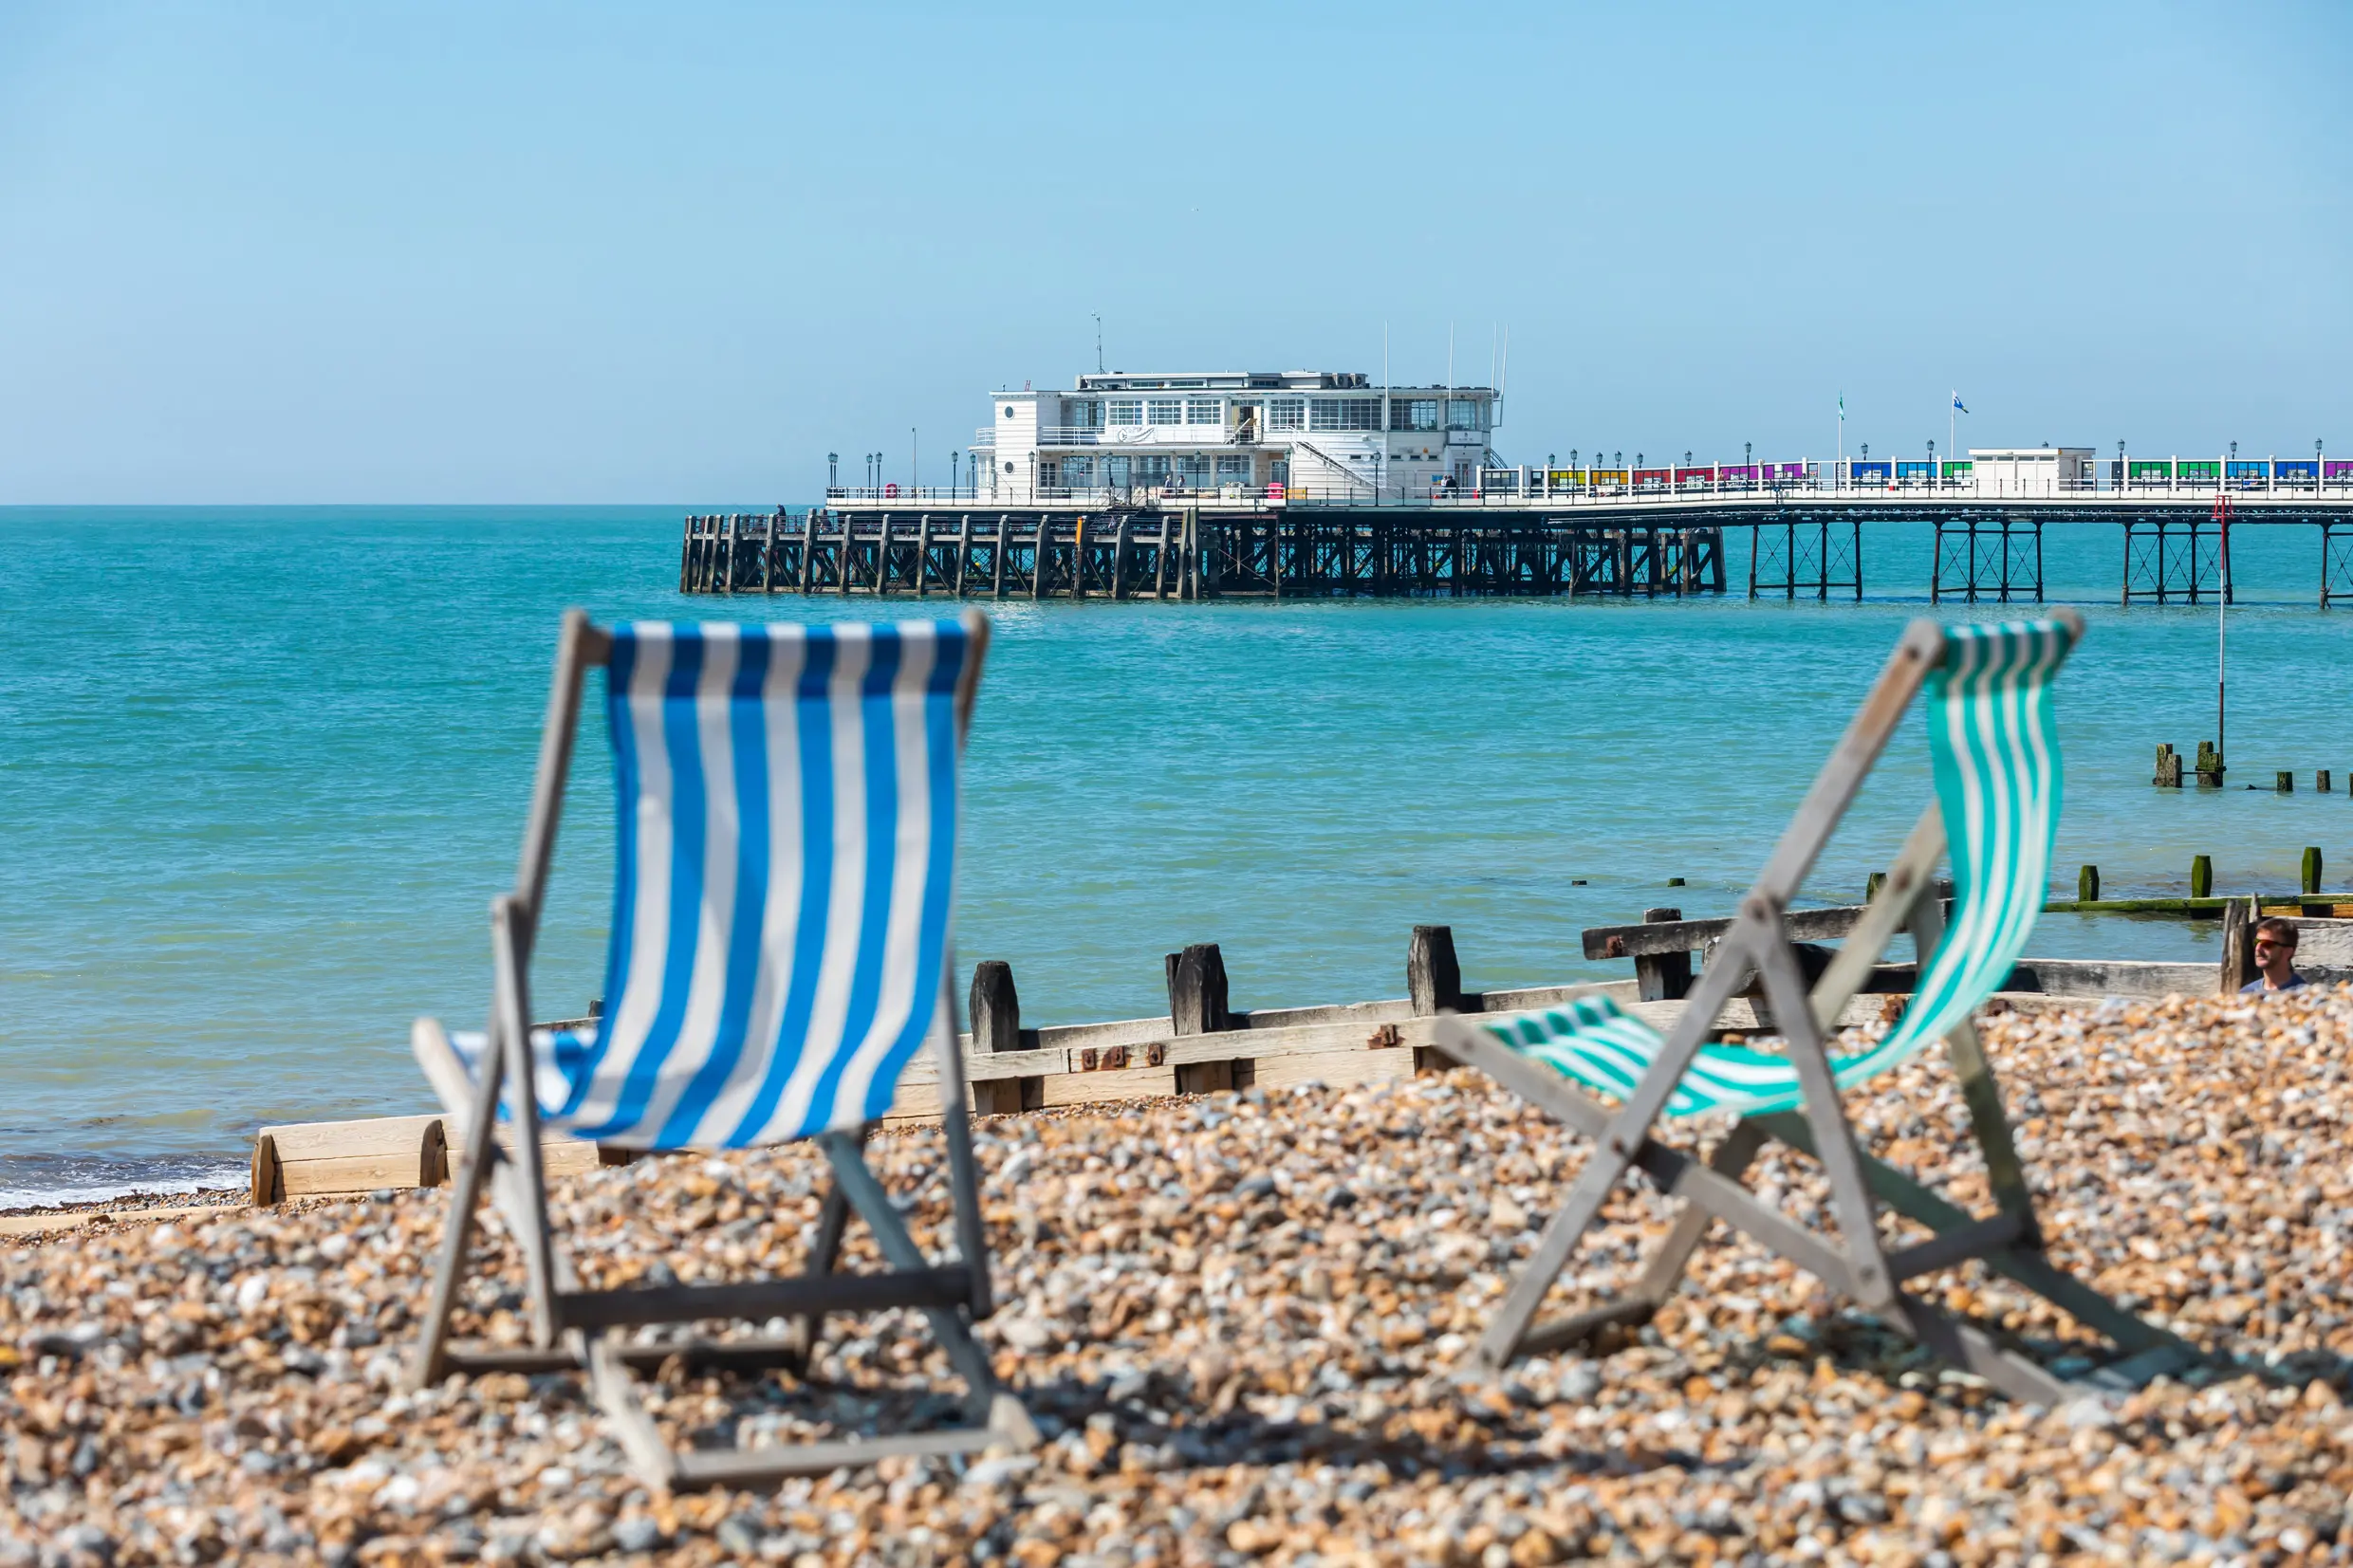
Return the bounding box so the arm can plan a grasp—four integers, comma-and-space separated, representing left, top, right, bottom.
10, 988, 2353, 1566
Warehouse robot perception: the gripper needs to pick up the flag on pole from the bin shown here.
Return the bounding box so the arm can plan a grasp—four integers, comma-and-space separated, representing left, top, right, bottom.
1953, 393, 1969, 414
1838, 394, 1845, 421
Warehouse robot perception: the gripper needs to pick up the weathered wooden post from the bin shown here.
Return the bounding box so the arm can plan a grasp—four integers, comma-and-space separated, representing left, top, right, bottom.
968, 960, 1033, 1115
2191, 855, 2214, 899
1407, 926, 1465, 1015
970, 961, 1021, 1054
2322, 769, 2333, 793
1865, 870, 1887, 902
1168, 943, 1236, 1093
2154, 744, 2182, 788
2196, 741, 2224, 787
2278, 770, 2295, 793
2305, 846, 2324, 896
799, 508, 818, 592
1166, 943, 1232, 1036
2219, 896, 2258, 993
1635, 907, 1692, 1001
2078, 865, 2100, 902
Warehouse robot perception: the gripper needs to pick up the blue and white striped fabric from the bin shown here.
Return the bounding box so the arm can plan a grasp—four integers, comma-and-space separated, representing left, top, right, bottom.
453, 618, 973, 1149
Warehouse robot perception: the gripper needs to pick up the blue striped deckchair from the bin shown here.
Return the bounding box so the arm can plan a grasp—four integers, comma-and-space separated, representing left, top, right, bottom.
407, 609, 1037, 1487
1434, 613, 2192, 1403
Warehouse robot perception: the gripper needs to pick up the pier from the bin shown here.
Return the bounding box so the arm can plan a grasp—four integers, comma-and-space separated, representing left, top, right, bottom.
693, 365, 2353, 602
678, 507, 1729, 600
678, 479, 2353, 603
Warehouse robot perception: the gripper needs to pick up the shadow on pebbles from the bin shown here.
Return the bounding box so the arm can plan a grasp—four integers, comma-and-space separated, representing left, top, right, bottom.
12, 989, 2353, 1564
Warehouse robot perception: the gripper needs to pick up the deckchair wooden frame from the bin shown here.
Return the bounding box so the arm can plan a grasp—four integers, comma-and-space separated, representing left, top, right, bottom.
1434, 611, 2195, 1403
408, 609, 1035, 1486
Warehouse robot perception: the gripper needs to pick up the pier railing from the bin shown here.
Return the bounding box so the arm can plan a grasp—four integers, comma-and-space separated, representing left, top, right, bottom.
831, 460, 2353, 511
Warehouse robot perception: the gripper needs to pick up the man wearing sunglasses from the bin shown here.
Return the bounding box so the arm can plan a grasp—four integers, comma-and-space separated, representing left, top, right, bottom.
2241, 917, 2308, 994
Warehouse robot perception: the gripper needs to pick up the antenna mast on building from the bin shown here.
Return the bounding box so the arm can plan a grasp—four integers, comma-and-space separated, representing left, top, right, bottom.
1496, 326, 1509, 427
1093, 314, 1103, 374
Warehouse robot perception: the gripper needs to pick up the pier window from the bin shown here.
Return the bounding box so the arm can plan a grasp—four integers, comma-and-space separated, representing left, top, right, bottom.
1269, 397, 1306, 431
1214, 454, 1251, 482
1108, 400, 1142, 426
1393, 398, 1439, 431
1147, 397, 1184, 426
1186, 397, 1221, 425
1062, 455, 1095, 486
1137, 455, 1171, 484
1177, 455, 1213, 485
1445, 399, 1484, 430
1065, 399, 1102, 429
1311, 397, 1382, 432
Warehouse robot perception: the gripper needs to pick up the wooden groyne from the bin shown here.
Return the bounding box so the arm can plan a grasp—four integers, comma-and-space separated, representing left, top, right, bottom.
231, 905, 2334, 1210
677, 508, 1730, 600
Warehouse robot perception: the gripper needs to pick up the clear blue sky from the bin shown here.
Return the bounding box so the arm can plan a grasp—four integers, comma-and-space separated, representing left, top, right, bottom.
2, 1, 2345, 503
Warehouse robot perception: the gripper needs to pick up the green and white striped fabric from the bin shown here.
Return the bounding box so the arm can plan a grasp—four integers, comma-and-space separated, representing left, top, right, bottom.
1490, 618, 2073, 1119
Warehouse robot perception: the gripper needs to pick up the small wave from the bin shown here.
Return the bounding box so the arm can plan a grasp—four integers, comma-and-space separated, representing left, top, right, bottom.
0, 1154, 250, 1214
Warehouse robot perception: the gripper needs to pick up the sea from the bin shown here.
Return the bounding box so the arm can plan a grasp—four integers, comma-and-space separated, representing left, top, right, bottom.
5, 506, 2349, 1206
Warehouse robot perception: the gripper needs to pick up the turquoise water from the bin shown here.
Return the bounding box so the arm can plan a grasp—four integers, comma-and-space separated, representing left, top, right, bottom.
6, 507, 2350, 1203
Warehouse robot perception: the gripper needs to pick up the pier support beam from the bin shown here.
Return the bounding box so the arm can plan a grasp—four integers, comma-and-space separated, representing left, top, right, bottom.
1932, 518, 2044, 603
2122, 517, 2230, 605
1748, 517, 1862, 600
2324, 523, 2353, 608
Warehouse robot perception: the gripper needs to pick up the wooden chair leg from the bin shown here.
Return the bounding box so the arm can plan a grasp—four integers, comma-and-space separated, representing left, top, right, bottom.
783, 1176, 852, 1362
490, 898, 561, 1347
1517, 1118, 1768, 1359
408, 1022, 509, 1392
931, 965, 995, 1319
1908, 896, 2044, 1244
821, 1134, 1022, 1431
1753, 927, 1901, 1314
1747, 1115, 2197, 1368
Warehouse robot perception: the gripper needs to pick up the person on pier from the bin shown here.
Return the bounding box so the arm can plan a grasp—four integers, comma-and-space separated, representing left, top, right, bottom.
2242, 917, 2309, 994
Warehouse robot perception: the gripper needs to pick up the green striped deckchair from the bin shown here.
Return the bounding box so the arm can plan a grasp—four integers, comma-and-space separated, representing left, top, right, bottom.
1433, 613, 2193, 1403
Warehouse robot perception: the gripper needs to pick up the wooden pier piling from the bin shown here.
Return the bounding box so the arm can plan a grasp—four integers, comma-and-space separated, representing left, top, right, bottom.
676, 508, 1733, 601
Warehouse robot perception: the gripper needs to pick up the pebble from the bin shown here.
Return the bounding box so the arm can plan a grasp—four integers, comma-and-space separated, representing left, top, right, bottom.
11, 987, 2353, 1562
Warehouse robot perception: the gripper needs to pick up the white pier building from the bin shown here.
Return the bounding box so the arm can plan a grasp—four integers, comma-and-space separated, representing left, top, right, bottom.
974, 370, 1501, 505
